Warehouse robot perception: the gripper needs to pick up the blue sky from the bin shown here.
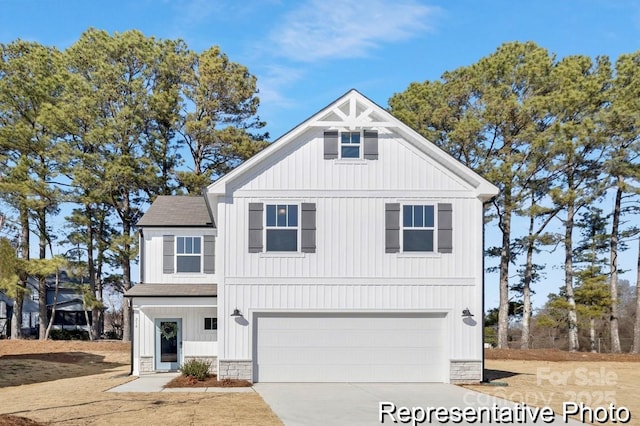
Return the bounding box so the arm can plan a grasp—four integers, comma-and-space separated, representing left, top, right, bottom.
1, 0, 639, 310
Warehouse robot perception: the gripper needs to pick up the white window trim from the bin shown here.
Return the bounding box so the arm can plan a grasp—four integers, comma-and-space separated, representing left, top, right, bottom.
339, 131, 362, 160
175, 236, 203, 273
400, 204, 437, 253
264, 203, 301, 253
204, 317, 218, 331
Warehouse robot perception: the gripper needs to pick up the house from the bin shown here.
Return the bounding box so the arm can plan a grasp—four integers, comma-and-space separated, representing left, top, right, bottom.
45, 271, 94, 333
125, 89, 499, 383
0, 271, 93, 338
0, 279, 39, 338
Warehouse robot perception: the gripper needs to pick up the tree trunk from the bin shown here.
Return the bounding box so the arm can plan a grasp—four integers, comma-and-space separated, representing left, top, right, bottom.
521, 235, 534, 349
86, 205, 101, 340
565, 202, 580, 352
44, 269, 60, 340
10, 297, 23, 339
590, 318, 596, 353
632, 237, 640, 353
121, 198, 132, 342
38, 208, 48, 340
12, 206, 30, 339
609, 178, 623, 353
497, 193, 512, 349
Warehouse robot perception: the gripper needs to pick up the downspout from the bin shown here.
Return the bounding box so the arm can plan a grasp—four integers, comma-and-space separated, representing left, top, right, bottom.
129, 298, 133, 376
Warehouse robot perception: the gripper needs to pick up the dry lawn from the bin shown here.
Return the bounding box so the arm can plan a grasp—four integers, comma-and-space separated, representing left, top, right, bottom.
3, 341, 640, 425
0, 340, 282, 426
467, 349, 640, 423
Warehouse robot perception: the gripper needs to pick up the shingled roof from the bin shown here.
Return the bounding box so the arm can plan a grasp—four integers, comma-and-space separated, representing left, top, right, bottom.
124, 284, 217, 297
136, 196, 214, 227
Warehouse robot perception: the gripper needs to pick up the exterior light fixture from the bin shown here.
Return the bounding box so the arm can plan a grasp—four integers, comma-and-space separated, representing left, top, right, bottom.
230, 308, 243, 317
462, 308, 474, 318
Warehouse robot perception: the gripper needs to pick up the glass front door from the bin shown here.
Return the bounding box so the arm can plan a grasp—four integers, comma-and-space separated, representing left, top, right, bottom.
155, 318, 181, 370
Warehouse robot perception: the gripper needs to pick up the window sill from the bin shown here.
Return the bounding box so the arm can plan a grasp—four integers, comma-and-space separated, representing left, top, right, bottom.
173, 273, 208, 277
259, 252, 306, 258
333, 159, 368, 165
395, 252, 442, 259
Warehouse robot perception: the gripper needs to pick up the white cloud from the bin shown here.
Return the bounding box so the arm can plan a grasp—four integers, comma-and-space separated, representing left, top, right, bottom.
270, 0, 435, 62
256, 65, 305, 108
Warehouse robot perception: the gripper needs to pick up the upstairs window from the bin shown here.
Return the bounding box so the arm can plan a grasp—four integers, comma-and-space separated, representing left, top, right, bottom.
402, 205, 435, 252
340, 132, 361, 159
176, 236, 201, 273
266, 204, 298, 251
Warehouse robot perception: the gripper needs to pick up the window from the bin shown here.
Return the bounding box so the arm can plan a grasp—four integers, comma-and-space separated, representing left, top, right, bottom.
403, 205, 435, 252
176, 236, 201, 273
340, 132, 361, 159
266, 204, 298, 251
204, 317, 217, 330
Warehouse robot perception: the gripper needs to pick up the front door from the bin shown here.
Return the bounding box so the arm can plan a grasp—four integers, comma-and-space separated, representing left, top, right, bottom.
155, 318, 181, 370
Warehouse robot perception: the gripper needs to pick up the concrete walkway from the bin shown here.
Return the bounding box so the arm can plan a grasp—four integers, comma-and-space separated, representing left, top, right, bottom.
107, 373, 254, 393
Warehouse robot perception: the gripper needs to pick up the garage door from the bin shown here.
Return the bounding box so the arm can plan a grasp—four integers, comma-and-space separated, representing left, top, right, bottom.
253, 312, 447, 382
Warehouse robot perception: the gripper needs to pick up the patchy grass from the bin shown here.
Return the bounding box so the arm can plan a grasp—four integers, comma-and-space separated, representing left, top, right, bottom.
0, 340, 282, 426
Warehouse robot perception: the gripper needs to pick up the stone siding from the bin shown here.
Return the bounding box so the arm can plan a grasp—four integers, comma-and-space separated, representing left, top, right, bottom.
450, 360, 482, 384
140, 356, 154, 374
218, 360, 252, 381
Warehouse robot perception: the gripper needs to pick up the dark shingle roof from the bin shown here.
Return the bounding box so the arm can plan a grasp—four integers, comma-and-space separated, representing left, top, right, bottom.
124, 284, 217, 298
136, 196, 214, 227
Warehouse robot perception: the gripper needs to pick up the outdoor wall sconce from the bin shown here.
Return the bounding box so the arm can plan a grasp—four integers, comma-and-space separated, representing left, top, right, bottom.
462, 308, 474, 318
230, 308, 243, 317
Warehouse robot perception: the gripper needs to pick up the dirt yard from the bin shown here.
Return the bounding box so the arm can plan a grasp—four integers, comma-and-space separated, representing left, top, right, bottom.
2, 342, 640, 425
468, 349, 640, 424
0, 340, 282, 425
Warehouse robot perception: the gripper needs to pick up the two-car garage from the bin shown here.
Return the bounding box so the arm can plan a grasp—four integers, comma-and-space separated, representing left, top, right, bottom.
252, 312, 448, 383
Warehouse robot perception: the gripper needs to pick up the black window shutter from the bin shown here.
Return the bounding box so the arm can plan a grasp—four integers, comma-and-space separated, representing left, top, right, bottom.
385, 203, 400, 253
438, 203, 453, 253
324, 130, 338, 159
301, 203, 316, 253
248, 203, 264, 253
203, 235, 215, 273
363, 130, 378, 160
163, 235, 175, 273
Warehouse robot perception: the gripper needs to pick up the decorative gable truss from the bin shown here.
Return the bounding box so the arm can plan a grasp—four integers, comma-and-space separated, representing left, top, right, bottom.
314, 94, 390, 161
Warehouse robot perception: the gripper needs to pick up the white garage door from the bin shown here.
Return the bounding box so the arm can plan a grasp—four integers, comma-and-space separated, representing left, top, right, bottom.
253, 312, 447, 382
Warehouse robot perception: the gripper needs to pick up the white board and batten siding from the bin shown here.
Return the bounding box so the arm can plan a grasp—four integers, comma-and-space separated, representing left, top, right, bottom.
213, 126, 486, 369
142, 228, 217, 284
131, 297, 217, 375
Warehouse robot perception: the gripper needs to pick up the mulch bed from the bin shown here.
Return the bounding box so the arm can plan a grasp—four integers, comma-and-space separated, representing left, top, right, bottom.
164, 374, 252, 388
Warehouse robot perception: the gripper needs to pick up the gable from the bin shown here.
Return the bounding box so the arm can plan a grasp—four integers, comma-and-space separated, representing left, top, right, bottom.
209, 89, 498, 200
226, 126, 472, 194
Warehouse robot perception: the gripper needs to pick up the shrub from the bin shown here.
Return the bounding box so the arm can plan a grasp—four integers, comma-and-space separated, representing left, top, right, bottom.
179, 359, 211, 381
50, 329, 90, 341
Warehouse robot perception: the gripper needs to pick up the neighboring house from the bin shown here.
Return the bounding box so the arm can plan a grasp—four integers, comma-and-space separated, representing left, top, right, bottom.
45, 271, 93, 333
126, 89, 499, 383
0, 272, 91, 338
0, 292, 12, 338
0, 279, 39, 337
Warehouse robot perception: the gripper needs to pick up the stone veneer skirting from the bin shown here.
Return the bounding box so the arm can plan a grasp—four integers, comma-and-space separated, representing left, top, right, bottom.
140, 356, 154, 374
450, 360, 482, 384
218, 360, 252, 381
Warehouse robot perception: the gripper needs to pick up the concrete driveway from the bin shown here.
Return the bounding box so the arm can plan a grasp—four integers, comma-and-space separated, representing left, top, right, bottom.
253, 383, 584, 425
